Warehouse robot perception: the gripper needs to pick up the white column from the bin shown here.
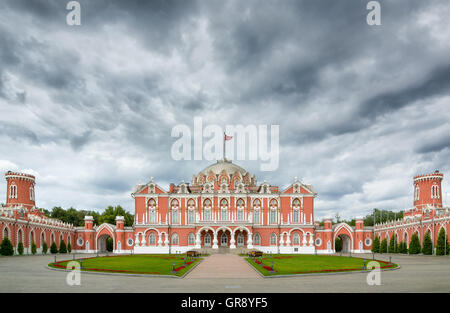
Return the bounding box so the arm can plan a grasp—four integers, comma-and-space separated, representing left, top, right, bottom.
212, 232, 218, 249
308, 234, 314, 246
279, 234, 284, 246
157, 233, 162, 246
195, 232, 201, 249
247, 233, 253, 249
302, 234, 307, 246
286, 235, 291, 247
135, 234, 140, 246
141, 234, 146, 246
230, 231, 236, 249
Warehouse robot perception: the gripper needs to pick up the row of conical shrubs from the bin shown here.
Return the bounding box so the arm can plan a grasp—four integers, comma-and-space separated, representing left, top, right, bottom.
0, 237, 72, 256
371, 228, 449, 255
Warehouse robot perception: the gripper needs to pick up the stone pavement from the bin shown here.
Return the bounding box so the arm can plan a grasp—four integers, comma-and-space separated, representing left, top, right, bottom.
1, 253, 450, 292
186, 254, 260, 279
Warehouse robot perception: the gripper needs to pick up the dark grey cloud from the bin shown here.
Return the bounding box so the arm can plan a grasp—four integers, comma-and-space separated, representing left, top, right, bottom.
0, 0, 449, 217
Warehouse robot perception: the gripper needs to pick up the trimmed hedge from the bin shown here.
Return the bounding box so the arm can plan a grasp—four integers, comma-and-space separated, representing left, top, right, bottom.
371, 236, 380, 253
18, 242, 24, 255
42, 242, 48, 254
409, 233, 421, 254
59, 240, 67, 254
50, 242, 58, 254
422, 232, 433, 255
436, 228, 449, 255
380, 238, 388, 254
0, 237, 14, 256
31, 241, 37, 255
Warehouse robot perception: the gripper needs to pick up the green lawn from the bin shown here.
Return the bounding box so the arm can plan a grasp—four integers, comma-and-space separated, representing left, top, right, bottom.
48, 254, 202, 277
246, 254, 397, 276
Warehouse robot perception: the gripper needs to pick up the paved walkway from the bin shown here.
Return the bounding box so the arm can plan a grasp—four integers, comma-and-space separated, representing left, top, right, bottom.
186, 254, 260, 279
1, 253, 450, 292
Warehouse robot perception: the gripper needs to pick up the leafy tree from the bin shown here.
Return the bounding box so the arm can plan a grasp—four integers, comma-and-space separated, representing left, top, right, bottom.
42, 242, 48, 254
0, 237, 14, 256
335, 237, 342, 252
98, 205, 134, 227
31, 241, 37, 255
436, 228, 449, 255
67, 242, 72, 253
59, 240, 67, 254
422, 232, 433, 255
409, 233, 421, 254
50, 242, 58, 254
380, 238, 388, 254
371, 236, 380, 253
18, 242, 24, 255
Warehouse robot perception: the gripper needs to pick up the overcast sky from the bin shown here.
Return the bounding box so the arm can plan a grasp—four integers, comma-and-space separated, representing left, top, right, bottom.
1, 0, 450, 220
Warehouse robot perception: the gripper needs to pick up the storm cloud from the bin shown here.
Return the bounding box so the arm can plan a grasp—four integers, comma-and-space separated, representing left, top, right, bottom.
0, 0, 449, 219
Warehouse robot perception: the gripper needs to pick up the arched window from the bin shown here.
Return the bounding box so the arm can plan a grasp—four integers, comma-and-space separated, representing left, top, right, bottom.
30, 231, 35, 245
3, 227, 9, 239
148, 233, 156, 245
253, 233, 261, 245
293, 233, 300, 245
253, 199, 261, 207
431, 185, 440, 199
270, 233, 277, 245
220, 199, 228, 207
188, 233, 195, 245
415, 185, 420, 201
9, 184, 17, 199
237, 199, 244, 207
171, 233, 179, 245
171, 199, 179, 207
17, 229, 23, 243
270, 199, 278, 207
293, 198, 301, 207
187, 199, 195, 208
29, 186, 35, 201
41, 232, 45, 246
203, 199, 211, 207
253, 208, 260, 224
148, 198, 157, 224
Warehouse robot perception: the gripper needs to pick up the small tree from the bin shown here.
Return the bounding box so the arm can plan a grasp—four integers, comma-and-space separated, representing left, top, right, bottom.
409, 233, 421, 254
50, 242, 58, 254
31, 241, 37, 255
380, 238, 388, 254
398, 241, 407, 254
59, 240, 67, 254
388, 235, 396, 253
0, 237, 14, 256
371, 236, 380, 253
67, 242, 72, 253
335, 237, 342, 252
42, 242, 48, 254
17, 242, 24, 255
436, 228, 449, 255
422, 232, 433, 255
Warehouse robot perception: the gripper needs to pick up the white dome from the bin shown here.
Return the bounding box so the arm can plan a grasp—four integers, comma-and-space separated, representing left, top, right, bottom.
200, 159, 248, 176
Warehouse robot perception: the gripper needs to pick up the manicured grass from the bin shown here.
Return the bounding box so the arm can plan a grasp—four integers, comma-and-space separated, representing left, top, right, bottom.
48, 254, 202, 277
245, 254, 397, 276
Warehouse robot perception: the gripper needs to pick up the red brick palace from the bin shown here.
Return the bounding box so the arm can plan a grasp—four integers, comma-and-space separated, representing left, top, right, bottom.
1, 160, 448, 254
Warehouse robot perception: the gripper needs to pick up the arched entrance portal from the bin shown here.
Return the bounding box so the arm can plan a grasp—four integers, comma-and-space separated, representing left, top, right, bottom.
338, 234, 351, 253
98, 234, 113, 252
